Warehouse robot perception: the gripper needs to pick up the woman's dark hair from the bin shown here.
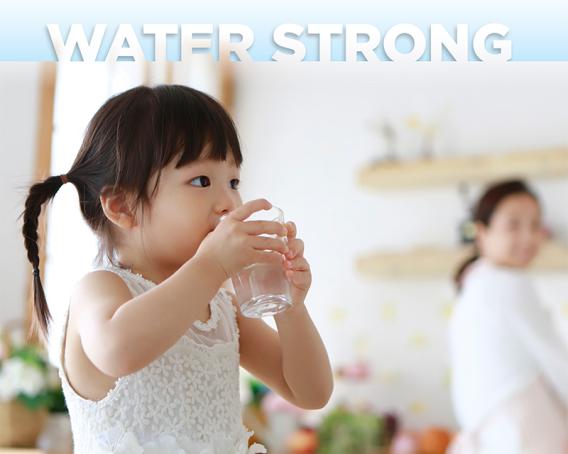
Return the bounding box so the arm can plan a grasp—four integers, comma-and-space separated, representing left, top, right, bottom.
19, 84, 242, 341
454, 179, 539, 290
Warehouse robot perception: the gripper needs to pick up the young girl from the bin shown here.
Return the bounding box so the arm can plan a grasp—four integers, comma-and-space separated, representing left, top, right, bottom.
448, 180, 568, 454
20, 85, 333, 453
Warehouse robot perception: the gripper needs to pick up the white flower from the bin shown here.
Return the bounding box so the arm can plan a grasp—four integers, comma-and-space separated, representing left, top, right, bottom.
93, 431, 144, 454
96, 430, 186, 454
0, 372, 18, 401
143, 435, 186, 454
248, 443, 267, 454
0, 357, 46, 401
242, 431, 267, 454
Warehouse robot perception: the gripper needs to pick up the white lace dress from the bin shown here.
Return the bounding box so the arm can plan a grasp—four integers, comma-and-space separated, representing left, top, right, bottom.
58, 264, 267, 454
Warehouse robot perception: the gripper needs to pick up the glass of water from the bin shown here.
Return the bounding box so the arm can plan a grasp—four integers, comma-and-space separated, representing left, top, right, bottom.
230, 205, 293, 318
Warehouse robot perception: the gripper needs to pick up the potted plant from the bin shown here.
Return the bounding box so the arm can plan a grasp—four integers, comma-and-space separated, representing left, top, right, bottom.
0, 322, 67, 448
317, 407, 389, 454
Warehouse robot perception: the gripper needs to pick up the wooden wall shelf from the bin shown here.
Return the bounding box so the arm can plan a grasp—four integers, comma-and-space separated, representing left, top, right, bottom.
356, 241, 568, 279
358, 148, 568, 190
0, 450, 44, 453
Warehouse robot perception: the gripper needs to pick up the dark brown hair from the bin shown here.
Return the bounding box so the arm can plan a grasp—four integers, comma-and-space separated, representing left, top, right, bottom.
454, 179, 539, 290
19, 84, 242, 341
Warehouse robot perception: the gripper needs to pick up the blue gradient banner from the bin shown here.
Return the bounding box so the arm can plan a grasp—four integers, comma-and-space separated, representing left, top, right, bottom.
0, 0, 566, 61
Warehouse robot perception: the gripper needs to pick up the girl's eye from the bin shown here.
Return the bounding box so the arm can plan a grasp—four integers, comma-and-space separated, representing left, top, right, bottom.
189, 176, 211, 187
231, 179, 240, 190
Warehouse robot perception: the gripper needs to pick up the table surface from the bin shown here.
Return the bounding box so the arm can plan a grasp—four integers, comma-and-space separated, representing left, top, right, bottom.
0, 450, 43, 453
0, 450, 45, 453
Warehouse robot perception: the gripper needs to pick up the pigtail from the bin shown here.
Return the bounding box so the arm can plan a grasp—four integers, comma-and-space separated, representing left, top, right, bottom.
19, 174, 69, 341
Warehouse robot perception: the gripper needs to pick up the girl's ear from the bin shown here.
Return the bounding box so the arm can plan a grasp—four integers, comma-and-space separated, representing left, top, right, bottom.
100, 187, 137, 230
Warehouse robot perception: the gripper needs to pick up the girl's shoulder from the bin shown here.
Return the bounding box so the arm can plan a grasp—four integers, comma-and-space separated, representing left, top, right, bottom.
72, 267, 134, 303
72, 264, 155, 303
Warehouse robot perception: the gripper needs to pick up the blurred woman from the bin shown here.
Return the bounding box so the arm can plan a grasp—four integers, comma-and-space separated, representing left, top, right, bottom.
448, 179, 568, 454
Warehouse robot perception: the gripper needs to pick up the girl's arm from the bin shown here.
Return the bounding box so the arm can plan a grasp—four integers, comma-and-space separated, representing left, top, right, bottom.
236, 221, 334, 410
74, 254, 226, 378
237, 302, 333, 410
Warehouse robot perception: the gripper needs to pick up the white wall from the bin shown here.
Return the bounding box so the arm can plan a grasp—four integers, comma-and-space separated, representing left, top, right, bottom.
232, 62, 568, 429
0, 63, 41, 326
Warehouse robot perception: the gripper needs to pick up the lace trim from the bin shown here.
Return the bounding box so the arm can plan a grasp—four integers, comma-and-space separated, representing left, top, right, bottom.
192, 289, 231, 332
105, 264, 158, 288
226, 292, 241, 340
102, 265, 231, 332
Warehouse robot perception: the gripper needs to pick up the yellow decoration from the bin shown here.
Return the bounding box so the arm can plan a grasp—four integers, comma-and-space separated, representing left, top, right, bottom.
329, 307, 347, 325
353, 336, 370, 355
406, 114, 422, 130
440, 300, 455, 321
409, 401, 427, 415
409, 333, 428, 349
379, 301, 397, 321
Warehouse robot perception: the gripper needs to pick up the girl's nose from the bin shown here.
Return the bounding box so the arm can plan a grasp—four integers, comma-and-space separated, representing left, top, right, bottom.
214, 188, 240, 216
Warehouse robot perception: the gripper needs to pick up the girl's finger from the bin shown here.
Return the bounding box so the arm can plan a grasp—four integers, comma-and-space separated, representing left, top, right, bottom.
285, 238, 304, 259
255, 250, 285, 266
242, 220, 287, 237
251, 235, 289, 254
284, 256, 310, 271
229, 199, 272, 222
285, 221, 297, 239
286, 268, 311, 287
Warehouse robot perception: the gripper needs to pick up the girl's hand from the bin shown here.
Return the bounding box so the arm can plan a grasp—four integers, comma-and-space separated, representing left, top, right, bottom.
282, 221, 311, 304
195, 199, 289, 280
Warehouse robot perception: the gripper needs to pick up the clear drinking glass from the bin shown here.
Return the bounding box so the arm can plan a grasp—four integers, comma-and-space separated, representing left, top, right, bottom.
230, 205, 292, 318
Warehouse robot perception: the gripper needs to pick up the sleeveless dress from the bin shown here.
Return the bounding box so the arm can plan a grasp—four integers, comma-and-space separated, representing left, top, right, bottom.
58, 263, 267, 454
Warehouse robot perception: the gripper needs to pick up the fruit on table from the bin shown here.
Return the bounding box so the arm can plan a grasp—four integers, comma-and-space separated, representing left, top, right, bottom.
286, 428, 318, 454
419, 427, 453, 454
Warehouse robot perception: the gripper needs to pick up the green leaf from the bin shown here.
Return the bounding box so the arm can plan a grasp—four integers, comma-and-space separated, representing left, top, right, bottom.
10, 345, 48, 371
17, 391, 51, 411
317, 408, 385, 454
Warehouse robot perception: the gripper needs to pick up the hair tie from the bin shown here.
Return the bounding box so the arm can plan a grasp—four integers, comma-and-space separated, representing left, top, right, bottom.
60, 174, 69, 185
32, 268, 40, 277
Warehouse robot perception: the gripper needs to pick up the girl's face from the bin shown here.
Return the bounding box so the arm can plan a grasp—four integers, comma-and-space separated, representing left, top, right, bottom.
137, 152, 242, 276
476, 193, 544, 269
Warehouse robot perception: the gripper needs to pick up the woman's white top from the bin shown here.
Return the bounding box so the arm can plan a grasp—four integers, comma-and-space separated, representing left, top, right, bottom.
449, 258, 568, 431
58, 264, 266, 454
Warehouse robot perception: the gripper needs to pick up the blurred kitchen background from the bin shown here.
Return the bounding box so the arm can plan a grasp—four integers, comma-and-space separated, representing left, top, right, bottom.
1, 61, 567, 453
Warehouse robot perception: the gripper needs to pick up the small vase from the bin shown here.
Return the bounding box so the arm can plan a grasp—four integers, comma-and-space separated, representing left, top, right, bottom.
36, 412, 73, 454
0, 400, 48, 447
